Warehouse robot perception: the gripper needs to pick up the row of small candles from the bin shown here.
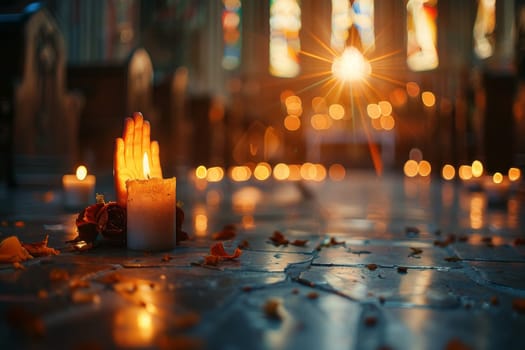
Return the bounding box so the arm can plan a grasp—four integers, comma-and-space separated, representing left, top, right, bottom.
193, 162, 347, 184
62, 160, 521, 196
404, 158, 522, 203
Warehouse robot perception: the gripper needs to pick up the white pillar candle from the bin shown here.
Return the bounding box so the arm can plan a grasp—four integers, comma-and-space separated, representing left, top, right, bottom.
126, 177, 177, 251
62, 166, 96, 210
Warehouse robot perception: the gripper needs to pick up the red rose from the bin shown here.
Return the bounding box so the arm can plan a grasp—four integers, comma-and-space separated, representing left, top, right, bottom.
98, 202, 127, 245
71, 200, 126, 246
74, 203, 105, 243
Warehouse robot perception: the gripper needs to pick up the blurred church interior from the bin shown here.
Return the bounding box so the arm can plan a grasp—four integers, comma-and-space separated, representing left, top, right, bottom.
0, 0, 524, 186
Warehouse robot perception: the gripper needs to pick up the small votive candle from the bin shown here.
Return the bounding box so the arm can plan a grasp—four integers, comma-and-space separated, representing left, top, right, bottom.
126, 177, 177, 251
62, 165, 96, 210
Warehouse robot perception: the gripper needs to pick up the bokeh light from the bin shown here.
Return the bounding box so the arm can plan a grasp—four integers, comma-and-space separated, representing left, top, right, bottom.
509, 167, 521, 181
471, 160, 484, 178
273, 163, 290, 180
403, 159, 419, 177
254, 162, 272, 180
418, 160, 431, 177
442, 164, 455, 180
458, 165, 473, 180
367, 103, 381, 119
284, 115, 301, 131
328, 103, 345, 120
421, 91, 436, 107
378, 100, 392, 116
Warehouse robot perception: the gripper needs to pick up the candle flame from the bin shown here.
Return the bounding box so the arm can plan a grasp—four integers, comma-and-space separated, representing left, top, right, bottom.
142, 153, 150, 179
76, 165, 88, 181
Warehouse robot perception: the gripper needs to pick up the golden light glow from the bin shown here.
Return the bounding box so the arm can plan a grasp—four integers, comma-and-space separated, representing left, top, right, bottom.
312, 96, 327, 112
371, 117, 382, 130
300, 162, 316, 180
492, 172, 503, 184
194, 213, 208, 237
328, 103, 345, 120
331, 46, 371, 82
288, 164, 302, 181
269, 0, 301, 77
113, 309, 155, 348
285, 95, 303, 115
379, 115, 395, 130
242, 215, 255, 229
378, 100, 392, 116
459, 165, 473, 180
233, 186, 262, 212
142, 153, 150, 178
442, 164, 455, 180
509, 167, 521, 182
390, 88, 408, 107
418, 160, 431, 177
421, 91, 436, 107
76, 165, 88, 181
280, 89, 295, 102
230, 165, 252, 181
314, 164, 327, 181
470, 194, 484, 229
471, 160, 484, 178
284, 115, 301, 131
367, 103, 381, 119
207, 166, 225, 182
311, 113, 332, 130
404, 160, 419, 177
273, 163, 290, 180
328, 163, 346, 181
406, 82, 420, 97
254, 162, 272, 180
195, 165, 207, 179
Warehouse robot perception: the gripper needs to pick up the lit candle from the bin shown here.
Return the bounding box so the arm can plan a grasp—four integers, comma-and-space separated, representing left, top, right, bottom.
62, 165, 96, 210
126, 153, 177, 251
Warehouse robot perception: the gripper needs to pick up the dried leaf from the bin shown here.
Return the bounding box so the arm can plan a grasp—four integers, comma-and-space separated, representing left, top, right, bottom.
366, 263, 378, 271
397, 266, 408, 274
203, 255, 221, 266
238, 240, 250, 249
409, 247, 423, 255
444, 256, 462, 262
290, 239, 308, 247
269, 231, 289, 246
306, 292, 319, 299
0, 236, 33, 263
209, 242, 242, 259
203, 242, 242, 265
22, 234, 60, 257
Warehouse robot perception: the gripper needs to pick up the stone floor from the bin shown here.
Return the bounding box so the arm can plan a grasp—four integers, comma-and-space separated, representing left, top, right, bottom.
0, 171, 525, 350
